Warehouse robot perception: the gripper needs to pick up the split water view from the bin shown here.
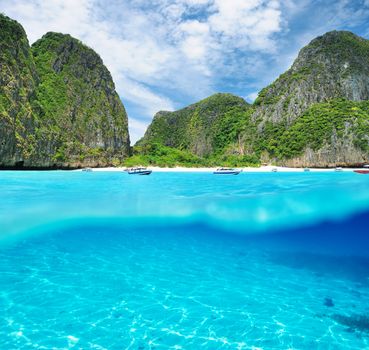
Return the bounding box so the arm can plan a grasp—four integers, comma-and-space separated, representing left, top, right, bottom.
1, 0, 369, 349
2, 171, 369, 349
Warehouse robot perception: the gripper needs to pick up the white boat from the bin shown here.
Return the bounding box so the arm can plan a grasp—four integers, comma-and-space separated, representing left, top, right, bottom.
82, 168, 92, 172
335, 167, 343, 172
127, 167, 152, 175
304, 168, 310, 172
213, 167, 241, 175
271, 167, 278, 172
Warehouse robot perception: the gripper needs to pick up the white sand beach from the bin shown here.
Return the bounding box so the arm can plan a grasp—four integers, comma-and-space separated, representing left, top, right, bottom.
78, 166, 360, 173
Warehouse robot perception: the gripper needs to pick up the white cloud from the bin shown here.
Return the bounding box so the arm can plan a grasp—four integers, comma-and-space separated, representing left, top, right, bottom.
209, 0, 282, 52
179, 19, 210, 35
183, 0, 212, 4
120, 78, 175, 117
245, 92, 259, 103
3, 0, 92, 43
128, 118, 151, 145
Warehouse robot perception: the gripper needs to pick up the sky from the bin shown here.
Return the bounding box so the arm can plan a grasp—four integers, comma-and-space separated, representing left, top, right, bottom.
1, 0, 369, 143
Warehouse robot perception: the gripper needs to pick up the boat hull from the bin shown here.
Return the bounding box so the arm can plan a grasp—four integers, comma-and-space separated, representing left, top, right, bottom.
128, 170, 152, 175
354, 170, 369, 174
213, 171, 241, 175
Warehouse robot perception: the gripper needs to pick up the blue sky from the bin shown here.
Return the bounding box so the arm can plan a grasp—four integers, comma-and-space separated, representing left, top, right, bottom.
1, 0, 369, 143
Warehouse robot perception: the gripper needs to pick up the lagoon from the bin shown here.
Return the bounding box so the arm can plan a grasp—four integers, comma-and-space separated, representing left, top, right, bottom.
1, 171, 369, 349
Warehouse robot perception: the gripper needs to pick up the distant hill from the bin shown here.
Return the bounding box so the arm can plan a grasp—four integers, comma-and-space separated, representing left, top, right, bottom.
136, 31, 369, 168
137, 93, 250, 156
0, 14, 130, 168
131, 93, 253, 167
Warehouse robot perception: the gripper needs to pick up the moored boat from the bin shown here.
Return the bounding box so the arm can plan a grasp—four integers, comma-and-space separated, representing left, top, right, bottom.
213, 167, 241, 175
354, 170, 369, 174
127, 167, 152, 175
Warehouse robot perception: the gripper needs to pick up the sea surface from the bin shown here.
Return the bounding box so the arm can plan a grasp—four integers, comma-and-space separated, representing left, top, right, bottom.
1, 171, 369, 349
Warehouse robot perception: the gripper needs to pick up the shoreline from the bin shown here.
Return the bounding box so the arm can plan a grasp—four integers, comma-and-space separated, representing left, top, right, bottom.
79, 166, 362, 173
0, 166, 364, 173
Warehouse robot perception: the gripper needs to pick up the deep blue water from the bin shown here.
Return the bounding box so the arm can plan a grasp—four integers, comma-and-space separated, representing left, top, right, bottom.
1, 171, 369, 349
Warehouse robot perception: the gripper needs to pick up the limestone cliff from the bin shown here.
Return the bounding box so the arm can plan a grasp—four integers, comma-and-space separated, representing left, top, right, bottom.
31, 32, 130, 167
253, 31, 369, 125
138, 93, 251, 157
248, 31, 369, 167
0, 14, 130, 168
0, 14, 39, 166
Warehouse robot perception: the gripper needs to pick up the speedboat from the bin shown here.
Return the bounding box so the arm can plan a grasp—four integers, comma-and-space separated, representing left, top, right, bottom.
213, 167, 241, 175
354, 170, 369, 174
304, 168, 310, 172
335, 167, 343, 172
82, 167, 92, 172
127, 167, 152, 175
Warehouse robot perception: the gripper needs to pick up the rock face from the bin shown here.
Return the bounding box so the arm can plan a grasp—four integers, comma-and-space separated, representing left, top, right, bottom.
31, 32, 130, 167
138, 93, 250, 157
0, 15, 130, 168
139, 31, 369, 167
0, 14, 39, 167
247, 31, 369, 167
253, 31, 369, 125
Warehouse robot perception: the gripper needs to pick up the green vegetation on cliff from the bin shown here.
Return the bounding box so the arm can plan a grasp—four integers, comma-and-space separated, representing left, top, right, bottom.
0, 14, 39, 165
126, 143, 204, 167
282, 99, 369, 157
31, 32, 130, 166
133, 93, 260, 166
139, 93, 250, 156
133, 30, 369, 168
126, 142, 260, 167
247, 31, 369, 166
131, 97, 369, 167
0, 15, 130, 168
250, 99, 369, 160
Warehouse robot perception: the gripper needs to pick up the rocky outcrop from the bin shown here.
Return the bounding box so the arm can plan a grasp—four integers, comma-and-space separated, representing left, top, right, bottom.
138, 93, 250, 157
282, 144, 367, 168
0, 15, 130, 168
138, 31, 369, 167
0, 14, 39, 167
252, 31, 369, 126
246, 31, 369, 167
30, 32, 130, 167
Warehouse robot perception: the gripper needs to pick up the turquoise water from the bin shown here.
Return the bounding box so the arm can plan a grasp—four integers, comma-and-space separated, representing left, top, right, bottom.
1, 171, 369, 349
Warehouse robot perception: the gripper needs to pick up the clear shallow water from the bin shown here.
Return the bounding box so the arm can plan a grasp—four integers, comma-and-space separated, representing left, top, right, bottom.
1, 171, 369, 349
